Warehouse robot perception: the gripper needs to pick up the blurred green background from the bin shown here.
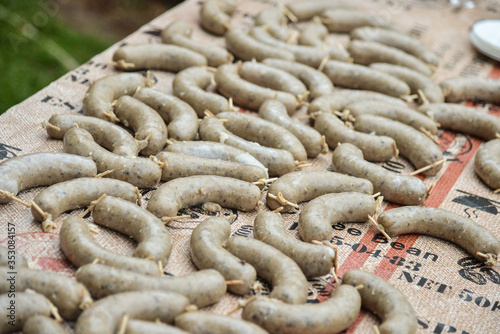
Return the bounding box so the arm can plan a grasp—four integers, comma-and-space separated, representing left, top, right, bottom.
0, 0, 182, 114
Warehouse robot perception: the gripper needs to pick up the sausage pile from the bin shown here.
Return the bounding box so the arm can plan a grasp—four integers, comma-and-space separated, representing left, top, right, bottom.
1, 0, 499, 333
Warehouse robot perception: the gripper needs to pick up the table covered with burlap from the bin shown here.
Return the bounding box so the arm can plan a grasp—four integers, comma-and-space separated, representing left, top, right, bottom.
1, 0, 499, 333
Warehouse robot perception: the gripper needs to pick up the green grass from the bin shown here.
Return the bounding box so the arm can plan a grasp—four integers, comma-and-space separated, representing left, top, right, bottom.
0, 2, 114, 114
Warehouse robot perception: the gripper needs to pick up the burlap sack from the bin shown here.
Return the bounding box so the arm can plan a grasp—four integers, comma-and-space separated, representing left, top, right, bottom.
1, 0, 499, 332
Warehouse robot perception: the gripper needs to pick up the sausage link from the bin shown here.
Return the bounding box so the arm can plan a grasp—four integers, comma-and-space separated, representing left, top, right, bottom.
161, 20, 233, 67
215, 63, 298, 114
266, 170, 373, 212
190, 217, 256, 295
156, 151, 267, 183
354, 114, 443, 176
0, 267, 92, 320
46, 114, 142, 156
31, 177, 139, 232
322, 61, 411, 98
173, 66, 230, 117
83, 72, 148, 120
314, 111, 396, 162
63, 127, 161, 188
474, 139, 500, 190
113, 96, 168, 156
76, 264, 226, 307
113, 44, 207, 71
225, 236, 309, 304
60, 217, 162, 276
147, 175, 261, 218
262, 58, 334, 99
331, 143, 427, 205
217, 111, 307, 161
254, 212, 336, 277
93, 196, 172, 263
343, 269, 417, 334
0, 152, 96, 204
418, 103, 500, 140
133, 87, 199, 141
378, 206, 500, 266
241, 285, 361, 334
351, 26, 439, 65
299, 192, 376, 243
74, 291, 190, 334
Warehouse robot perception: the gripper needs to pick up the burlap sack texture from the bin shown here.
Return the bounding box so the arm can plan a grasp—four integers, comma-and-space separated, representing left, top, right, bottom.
0, 0, 499, 332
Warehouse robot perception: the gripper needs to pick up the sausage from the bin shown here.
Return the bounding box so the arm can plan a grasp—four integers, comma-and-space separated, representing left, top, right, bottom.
217, 111, 307, 161
60, 216, 163, 276
93, 195, 172, 263
161, 20, 233, 67
0, 152, 97, 204
266, 170, 373, 212
440, 77, 500, 104
0, 246, 28, 268
74, 291, 190, 334
45, 114, 143, 156
286, 0, 356, 21
215, 63, 298, 114
342, 269, 417, 334
225, 236, 309, 304
126, 320, 190, 334
308, 89, 407, 116
321, 9, 399, 33
63, 127, 162, 188
238, 61, 308, 99
225, 28, 295, 62
322, 61, 411, 98
369, 62, 443, 103
354, 114, 444, 176
113, 96, 168, 156
299, 192, 377, 243
0, 267, 92, 320
175, 312, 269, 334
474, 139, 500, 190
31, 177, 140, 232
344, 100, 438, 134
351, 26, 439, 65
331, 143, 428, 205
113, 44, 207, 71
83, 72, 149, 121
348, 40, 433, 76
147, 175, 262, 218
172, 66, 231, 117
378, 206, 500, 266
0, 291, 60, 333
262, 58, 334, 99
22, 315, 66, 334
164, 140, 268, 176
76, 263, 226, 307
241, 284, 362, 334
254, 7, 290, 41
254, 212, 336, 277
250, 26, 331, 68
259, 99, 325, 158
199, 116, 296, 176
418, 103, 500, 140
314, 111, 396, 162
190, 217, 256, 295
156, 151, 267, 183
200, 0, 236, 35
133, 87, 199, 141
298, 21, 350, 62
